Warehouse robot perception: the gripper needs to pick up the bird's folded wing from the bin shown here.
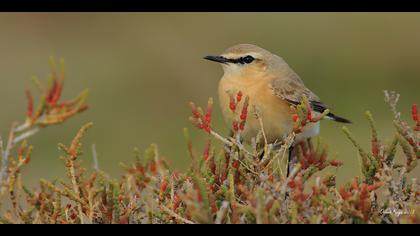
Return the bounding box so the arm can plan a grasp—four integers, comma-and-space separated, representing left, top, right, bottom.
269, 74, 329, 114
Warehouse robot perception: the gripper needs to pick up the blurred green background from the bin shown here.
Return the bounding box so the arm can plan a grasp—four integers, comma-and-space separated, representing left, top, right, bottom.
0, 13, 419, 187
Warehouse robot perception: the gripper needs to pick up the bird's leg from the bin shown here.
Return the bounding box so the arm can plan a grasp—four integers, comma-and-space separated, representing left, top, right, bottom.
306, 138, 312, 150
284, 144, 296, 200
256, 138, 265, 161
286, 145, 295, 178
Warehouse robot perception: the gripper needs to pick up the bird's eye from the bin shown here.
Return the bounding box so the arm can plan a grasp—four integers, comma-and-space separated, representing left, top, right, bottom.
242, 55, 255, 64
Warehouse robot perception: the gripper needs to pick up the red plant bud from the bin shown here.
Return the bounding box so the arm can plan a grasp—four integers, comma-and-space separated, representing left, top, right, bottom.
236, 91, 243, 103
229, 95, 236, 112
17, 146, 25, 157
301, 193, 309, 202
51, 80, 63, 105
25, 89, 34, 119
118, 195, 124, 203
209, 158, 216, 175
119, 216, 129, 224
229, 103, 236, 112
299, 158, 308, 170
239, 120, 246, 131
360, 183, 368, 194
189, 102, 201, 119
203, 139, 211, 161
287, 179, 296, 189
292, 114, 299, 122
70, 212, 77, 220
412, 104, 418, 122
150, 160, 157, 175
240, 109, 247, 121
307, 110, 313, 121
204, 113, 211, 124
68, 149, 77, 160
295, 177, 304, 191
240, 97, 249, 118
232, 160, 239, 169
371, 139, 380, 158
211, 201, 218, 213
359, 184, 369, 214
306, 152, 316, 164
205, 98, 213, 124
351, 178, 359, 191
76, 104, 89, 113
330, 159, 343, 167
173, 194, 181, 210
306, 101, 312, 113
160, 179, 168, 193
203, 124, 211, 134
232, 120, 239, 132
134, 164, 144, 175
322, 214, 329, 224
46, 80, 58, 105
367, 182, 383, 192
24, 156, 31, 164
339, 187, 352, 200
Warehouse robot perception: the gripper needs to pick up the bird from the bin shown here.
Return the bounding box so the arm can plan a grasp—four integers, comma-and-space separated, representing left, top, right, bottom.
204, 44, 351, 175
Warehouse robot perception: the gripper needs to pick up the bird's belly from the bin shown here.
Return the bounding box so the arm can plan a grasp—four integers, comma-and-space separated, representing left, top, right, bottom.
218, 78, 294, 144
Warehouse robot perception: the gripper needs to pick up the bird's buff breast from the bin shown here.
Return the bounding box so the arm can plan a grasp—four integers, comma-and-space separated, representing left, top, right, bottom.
218, 75, 294, 144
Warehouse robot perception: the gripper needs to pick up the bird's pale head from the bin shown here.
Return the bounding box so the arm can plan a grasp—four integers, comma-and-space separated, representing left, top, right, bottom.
204, 44, 286, 78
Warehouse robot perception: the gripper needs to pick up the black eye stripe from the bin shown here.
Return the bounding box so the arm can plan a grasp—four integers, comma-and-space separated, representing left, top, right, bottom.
228, 55, 255, 64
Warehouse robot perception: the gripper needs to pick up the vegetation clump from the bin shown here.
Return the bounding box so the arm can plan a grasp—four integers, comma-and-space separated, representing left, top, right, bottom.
0, 61, 418, 224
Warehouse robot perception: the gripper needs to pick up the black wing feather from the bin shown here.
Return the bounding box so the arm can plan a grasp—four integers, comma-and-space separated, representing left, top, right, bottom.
285, 99, 351, 124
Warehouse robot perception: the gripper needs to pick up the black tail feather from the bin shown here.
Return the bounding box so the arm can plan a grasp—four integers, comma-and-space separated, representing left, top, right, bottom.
327, 113, 352, 124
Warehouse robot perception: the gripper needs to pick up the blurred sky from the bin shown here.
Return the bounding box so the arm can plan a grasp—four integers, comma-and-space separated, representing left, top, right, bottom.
0, 13, 419, 187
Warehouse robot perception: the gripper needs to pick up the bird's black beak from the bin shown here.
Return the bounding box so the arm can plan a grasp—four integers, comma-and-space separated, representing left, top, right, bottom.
204, 55, 229, 64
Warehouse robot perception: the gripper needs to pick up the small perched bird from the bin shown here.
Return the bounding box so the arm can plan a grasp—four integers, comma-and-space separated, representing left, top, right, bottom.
204, 44, 351, 174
